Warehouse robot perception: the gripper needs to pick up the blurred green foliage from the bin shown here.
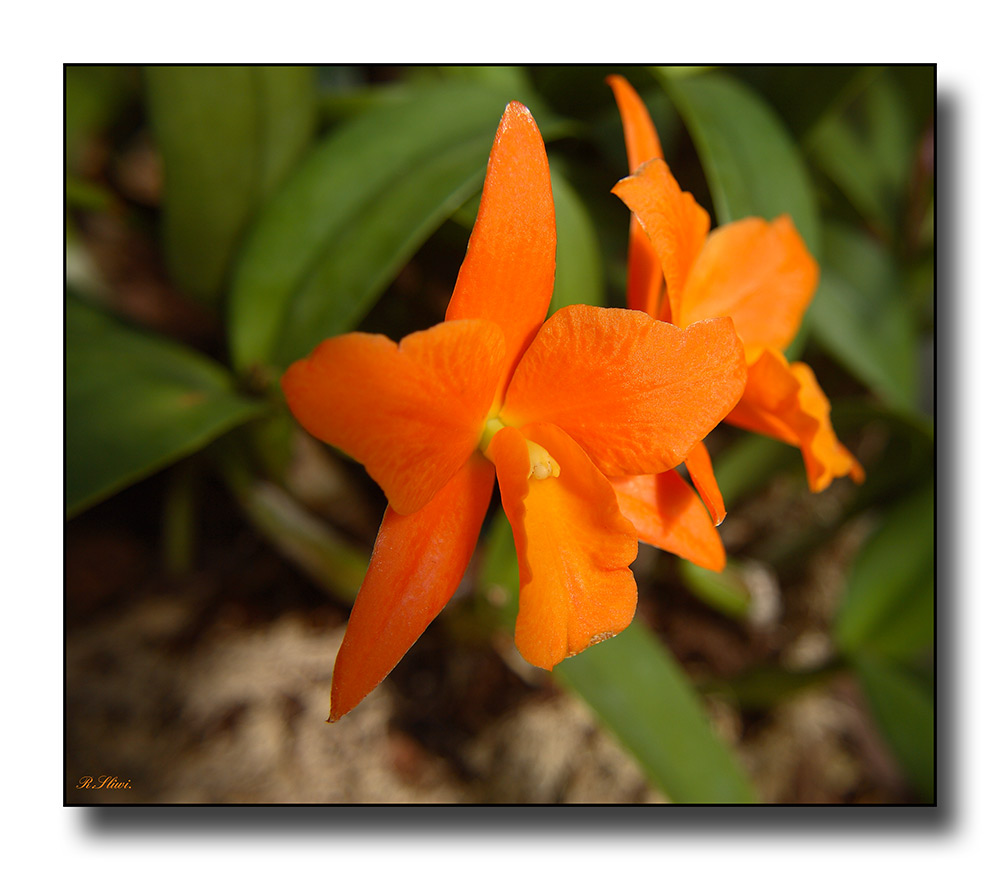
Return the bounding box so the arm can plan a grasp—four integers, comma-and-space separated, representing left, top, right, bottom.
66, 65, 935, 803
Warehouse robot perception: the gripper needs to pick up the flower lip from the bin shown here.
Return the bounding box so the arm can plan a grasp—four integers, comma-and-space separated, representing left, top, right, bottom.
479, 416, 561, 482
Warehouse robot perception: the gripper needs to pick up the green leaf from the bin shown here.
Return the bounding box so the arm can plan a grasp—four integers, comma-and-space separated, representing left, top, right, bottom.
712, 431, 801, 505
658, 69, 820, 256
835, 481, 934, 662
678, 559, 751, 620
229, 82, 558, 376
730, 65, 870, 139
226, 478, 368, 603
410, 65, 537, 97
812, 221, 919, 411
271, 136, 489, 369
146, 66, 316, 305
548, 165, 604, 312
704, 664, 842, 711
66, 65, 135, 171
66, 294, 266, 517
556, 624, 756, 803
853, 653, 934, 801
808, 69, 916, 237
479, 512, 755, 803
831, 400, 933, 514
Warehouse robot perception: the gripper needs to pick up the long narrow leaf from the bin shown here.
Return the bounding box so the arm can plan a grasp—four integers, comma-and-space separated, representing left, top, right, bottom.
66, 295, 266, 516
835, 480, 934, 662
556, 623, 756, 803
812, 221, 920, 411
548, 165, 604, 312
854, 653, 934, 801
807, 69, 917, 238
479, 512, 756, 803
658, 69, 820, 255
272, 135, 490, 369
146, 66, 316, 305
229, 82, 560, 376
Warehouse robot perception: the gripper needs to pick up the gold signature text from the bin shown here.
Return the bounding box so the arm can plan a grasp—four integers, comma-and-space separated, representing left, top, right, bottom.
77, 775, 132, 790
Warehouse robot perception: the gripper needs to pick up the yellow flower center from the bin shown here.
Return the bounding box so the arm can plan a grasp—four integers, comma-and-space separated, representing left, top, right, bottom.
526, 439, 560, 480
479, 417, 560, 481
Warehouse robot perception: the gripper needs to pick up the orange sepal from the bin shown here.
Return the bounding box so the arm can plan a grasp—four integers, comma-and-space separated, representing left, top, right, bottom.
681, 215, 819, 356
725, 348, 865, 492
612, 157, 710, 327
607, 74, 666, 317
446, 101, 556, 395
611, 471, 725, 572
329, 454, 496, 721
492, 423, 638, 671
502, 306, 747, 478
607, 75, 664, 172
683, 440, 726, 526
282, 319, 504, 516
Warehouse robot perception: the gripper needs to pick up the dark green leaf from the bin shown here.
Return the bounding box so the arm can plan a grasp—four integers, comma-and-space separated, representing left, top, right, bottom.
835, 481, 934, 662
66, 295, 266, 517
229, 480, 367, 603
479, 512, 756, 803
807, 69, 917, 237
812, 221, 920, 411
832, 400, 933, 520
731, 65, 870, 139
556, 623, 756, 803
658, 69, 820, 255
66, 65, 135, 172
854, 653, 934, 801
704, 663, 843, 711
229, 82, 560, 376
679, 559, 751, 620
549, 165, 604, 312
146, 66, 316, 305
271, 136, 489, 369
410, 65, 537, 96
712, 431, 801, 505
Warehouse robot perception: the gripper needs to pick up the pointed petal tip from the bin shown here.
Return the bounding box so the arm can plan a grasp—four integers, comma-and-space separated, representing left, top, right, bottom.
502, 100, 534, 122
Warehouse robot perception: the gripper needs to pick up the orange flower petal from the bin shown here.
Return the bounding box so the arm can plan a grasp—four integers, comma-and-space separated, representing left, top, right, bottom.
329, 454, 496, 721
607, 75, 664, 171
624, 213, 667, 319
612, 157, 710, 326
683, 440, 726, 525
725, 348, 864, 492
501, 306, 747, 477
446, 101, 556, 397
491, 423, 638, 670
607, 74, 666, 318
282, 319, 504, 515
681, 216, 819, 357
611, 471, 725, 572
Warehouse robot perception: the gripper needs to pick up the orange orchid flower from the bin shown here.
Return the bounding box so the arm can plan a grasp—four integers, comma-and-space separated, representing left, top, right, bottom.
608, 75, 864, 505
282, 102, 748, 721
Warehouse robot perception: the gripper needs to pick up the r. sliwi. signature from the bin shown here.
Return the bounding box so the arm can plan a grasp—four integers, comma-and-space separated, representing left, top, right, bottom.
76, 775, 131, 790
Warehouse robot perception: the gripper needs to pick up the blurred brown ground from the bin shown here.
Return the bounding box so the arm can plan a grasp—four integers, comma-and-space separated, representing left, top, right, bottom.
65, 473, 908, 805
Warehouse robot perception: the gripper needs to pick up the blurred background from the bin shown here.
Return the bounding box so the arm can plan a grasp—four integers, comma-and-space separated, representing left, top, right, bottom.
65, 65, 935, 804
